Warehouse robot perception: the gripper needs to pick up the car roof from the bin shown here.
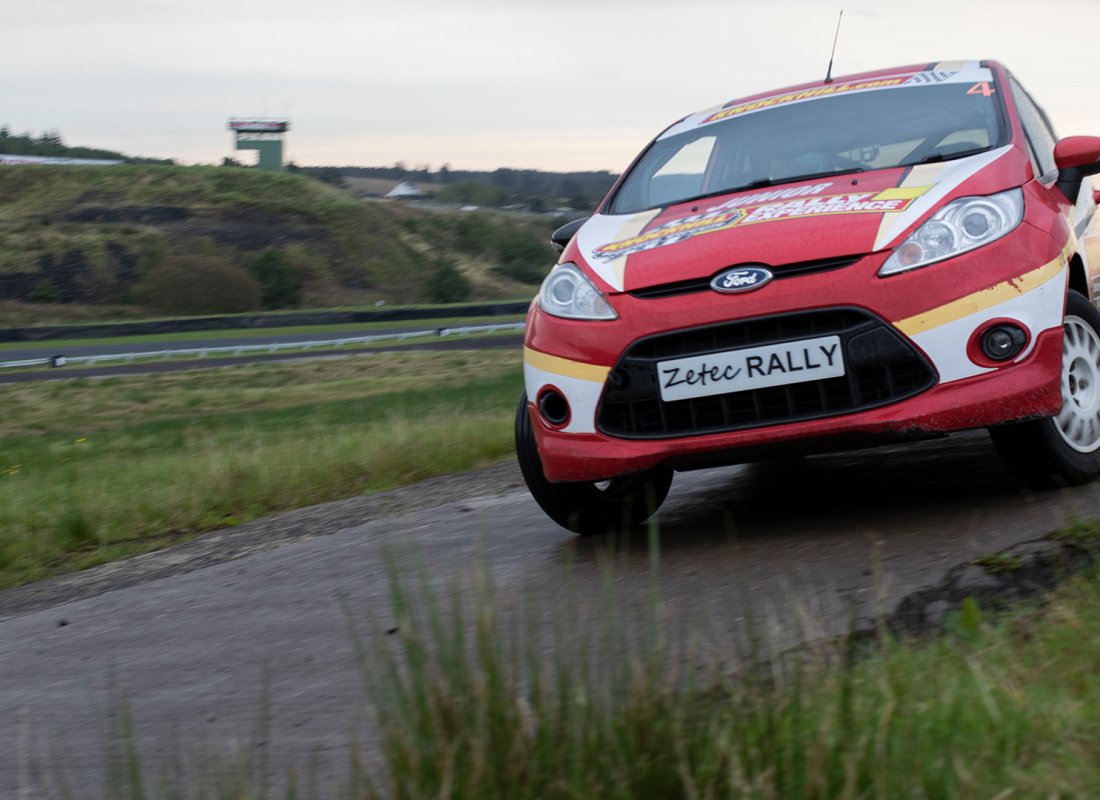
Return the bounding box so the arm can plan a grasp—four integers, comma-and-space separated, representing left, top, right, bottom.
658, 60, 1004, 141
718, 60, 996, 108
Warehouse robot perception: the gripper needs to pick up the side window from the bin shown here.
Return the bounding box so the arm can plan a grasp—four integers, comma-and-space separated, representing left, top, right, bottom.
1009, 76, 1058, 178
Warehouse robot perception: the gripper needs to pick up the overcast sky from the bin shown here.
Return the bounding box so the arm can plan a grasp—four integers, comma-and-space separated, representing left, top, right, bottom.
3, 0, 1099, 172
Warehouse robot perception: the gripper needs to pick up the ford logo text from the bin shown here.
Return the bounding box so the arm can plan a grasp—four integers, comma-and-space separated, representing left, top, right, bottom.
710, 266, 773, 294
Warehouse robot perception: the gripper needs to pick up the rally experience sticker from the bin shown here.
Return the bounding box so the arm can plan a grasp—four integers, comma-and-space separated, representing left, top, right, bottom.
739, 187, 927, 224
591, 183, 930, 261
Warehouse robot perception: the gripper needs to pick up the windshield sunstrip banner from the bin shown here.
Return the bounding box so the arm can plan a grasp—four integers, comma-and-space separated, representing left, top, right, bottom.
671, 67, 993, 135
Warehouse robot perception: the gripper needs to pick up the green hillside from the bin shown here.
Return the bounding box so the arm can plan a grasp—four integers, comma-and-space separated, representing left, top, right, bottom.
0, 164, 558, 320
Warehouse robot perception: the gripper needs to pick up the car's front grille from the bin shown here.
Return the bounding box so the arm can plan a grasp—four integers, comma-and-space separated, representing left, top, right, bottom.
627, 254, 865, 299
596, 308, 936, 439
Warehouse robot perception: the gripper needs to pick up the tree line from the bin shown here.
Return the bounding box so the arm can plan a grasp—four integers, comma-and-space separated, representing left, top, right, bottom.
301, 163, 619, 211
0, 126, 173, 164
2, 125, 615, 209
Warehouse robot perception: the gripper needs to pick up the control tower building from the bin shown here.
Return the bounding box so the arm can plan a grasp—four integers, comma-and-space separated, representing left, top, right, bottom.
228, 118, 290, 171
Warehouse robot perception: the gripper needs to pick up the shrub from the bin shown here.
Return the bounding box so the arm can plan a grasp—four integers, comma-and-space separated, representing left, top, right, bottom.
135, 256, 262, 314
492, 225, 555, 283
437, 181, 513, 208
428, 259, 472, 303
28, 278, 60, 303
492, 261, 550, 284
247, 248, 302, 309
453, 213, 494, 254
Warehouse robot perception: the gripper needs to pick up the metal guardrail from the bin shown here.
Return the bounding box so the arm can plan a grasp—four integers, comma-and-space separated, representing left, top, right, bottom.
0, 322, 526, 371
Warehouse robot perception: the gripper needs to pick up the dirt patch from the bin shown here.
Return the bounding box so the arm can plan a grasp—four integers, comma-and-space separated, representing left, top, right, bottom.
884, 534, 1097, 635
61, 205, 192, 224
173, 206, 322, 251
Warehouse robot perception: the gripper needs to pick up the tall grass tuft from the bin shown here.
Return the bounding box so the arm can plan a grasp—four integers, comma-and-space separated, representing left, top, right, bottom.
53, 505, 98, 552
358, 548, 1100, 800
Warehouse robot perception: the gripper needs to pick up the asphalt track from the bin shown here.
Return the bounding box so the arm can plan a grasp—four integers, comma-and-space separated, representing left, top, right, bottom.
2, 430, 1099, 793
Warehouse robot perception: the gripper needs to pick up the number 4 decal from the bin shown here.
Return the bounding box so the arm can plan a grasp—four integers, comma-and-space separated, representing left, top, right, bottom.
967, 82, 996, 97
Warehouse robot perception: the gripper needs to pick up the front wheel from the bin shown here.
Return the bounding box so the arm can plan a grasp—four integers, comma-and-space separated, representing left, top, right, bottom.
515, 392, 672, 534
989, 290, 1100, 488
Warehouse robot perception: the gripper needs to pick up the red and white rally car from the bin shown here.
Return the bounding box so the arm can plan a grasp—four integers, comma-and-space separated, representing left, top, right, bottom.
516, 59, 1100, 534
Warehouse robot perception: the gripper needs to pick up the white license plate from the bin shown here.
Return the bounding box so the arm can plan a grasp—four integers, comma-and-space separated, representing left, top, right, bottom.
657, 335, 845, 402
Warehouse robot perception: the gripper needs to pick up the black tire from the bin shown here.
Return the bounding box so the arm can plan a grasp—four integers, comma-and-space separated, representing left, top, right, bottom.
989, 290, 1100, 489
514, 391, 673, 534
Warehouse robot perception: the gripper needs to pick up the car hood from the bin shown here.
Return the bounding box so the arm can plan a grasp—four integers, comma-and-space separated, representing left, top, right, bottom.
571, 145, 1025, 293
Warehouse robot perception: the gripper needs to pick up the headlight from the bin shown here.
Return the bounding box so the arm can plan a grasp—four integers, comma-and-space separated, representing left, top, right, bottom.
538, 262, 618, 320
879, 188, 1024, 276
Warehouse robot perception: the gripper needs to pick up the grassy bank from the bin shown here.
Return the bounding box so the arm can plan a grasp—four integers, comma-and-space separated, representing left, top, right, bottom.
361, 553, 1100, 799
0, 350, 523, 588
0, 164, 556, 315
0, 165, 428, 301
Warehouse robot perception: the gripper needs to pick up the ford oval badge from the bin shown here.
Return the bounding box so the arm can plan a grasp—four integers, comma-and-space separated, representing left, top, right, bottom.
710, 266, 773, 294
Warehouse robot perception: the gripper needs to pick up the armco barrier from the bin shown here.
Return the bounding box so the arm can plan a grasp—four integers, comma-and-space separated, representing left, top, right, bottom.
0, 322, 525, 371
0, 302, 532, 343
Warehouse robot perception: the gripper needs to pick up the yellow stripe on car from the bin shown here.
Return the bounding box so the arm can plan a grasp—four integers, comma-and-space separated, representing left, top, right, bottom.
523, 347, 610, 383
894, 248, 1069, 336
873, 185, 934, 202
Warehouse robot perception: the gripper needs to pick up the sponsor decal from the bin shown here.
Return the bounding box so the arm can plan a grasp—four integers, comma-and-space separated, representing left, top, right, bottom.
703, 77, 907, 125
590, 182, 930, 261
662, 343, 841, 391
904, 70, 958, 85
708, 182, 835, 208
592, 208, 746, 260
658, 335, 844, 402
700, 69, 970, 126
592, 182, 833, 261
739, 187, 928, 225
710, 266, 773, 293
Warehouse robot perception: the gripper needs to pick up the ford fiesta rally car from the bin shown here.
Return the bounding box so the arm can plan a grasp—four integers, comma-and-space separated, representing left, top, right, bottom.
517, 59, 1100, 534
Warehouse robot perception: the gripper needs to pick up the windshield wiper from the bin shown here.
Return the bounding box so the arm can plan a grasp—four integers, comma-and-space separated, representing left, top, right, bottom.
695, 166, 869, 201
904, 147, 989, 168
623, 165, 869, 214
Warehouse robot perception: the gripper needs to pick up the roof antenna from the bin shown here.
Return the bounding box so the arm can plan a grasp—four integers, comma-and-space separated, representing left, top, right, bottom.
824, 10, 844, 84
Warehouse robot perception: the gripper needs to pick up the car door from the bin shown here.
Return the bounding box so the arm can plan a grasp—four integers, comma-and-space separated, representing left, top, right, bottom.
1007, 73, 1100, 300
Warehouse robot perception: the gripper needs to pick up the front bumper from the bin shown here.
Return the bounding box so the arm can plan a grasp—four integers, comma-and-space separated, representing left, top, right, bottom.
524, 225, 1072, 483
529, 328, 1062, 481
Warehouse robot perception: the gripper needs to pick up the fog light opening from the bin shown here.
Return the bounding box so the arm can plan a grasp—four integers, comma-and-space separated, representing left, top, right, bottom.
538, 390, 571, 426
981, 324, 1027, 361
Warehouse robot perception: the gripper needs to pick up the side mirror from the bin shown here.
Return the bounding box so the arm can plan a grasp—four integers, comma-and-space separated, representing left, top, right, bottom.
550, 216, 590, 252
1054, 136, 1100, 201
1054, 136, 1100, 172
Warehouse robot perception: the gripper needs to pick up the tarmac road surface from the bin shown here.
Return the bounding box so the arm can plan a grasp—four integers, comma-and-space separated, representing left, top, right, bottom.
2, 431, 1098, 793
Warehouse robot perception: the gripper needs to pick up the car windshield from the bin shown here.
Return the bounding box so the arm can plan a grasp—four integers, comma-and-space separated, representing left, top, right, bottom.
609, 78, 1007, 214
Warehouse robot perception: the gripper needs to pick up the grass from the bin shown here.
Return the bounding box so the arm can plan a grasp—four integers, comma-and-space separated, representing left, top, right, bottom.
43, 536, 1100, 799
0, 164, 353, 219
357, 547, 1100, 799
0, 350, 523, 588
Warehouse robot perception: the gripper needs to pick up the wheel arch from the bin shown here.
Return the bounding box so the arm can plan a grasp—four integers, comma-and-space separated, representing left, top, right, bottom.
1068, 251, 1091, 302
